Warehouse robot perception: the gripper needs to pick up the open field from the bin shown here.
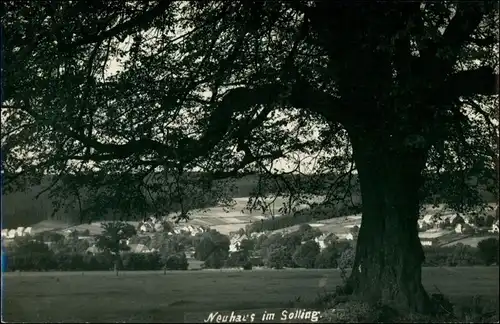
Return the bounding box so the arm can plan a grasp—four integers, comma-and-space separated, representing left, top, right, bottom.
3, 267, 499, 323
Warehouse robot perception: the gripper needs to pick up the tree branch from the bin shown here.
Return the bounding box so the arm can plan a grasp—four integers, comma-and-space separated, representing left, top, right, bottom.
468, 35, 498, 46
441, 66, 498, 98
461, 98, 498, 132
20, 83, 286, 165
420, 3, 485, 69
60, 0, 174, 51
289, 77, 347, 123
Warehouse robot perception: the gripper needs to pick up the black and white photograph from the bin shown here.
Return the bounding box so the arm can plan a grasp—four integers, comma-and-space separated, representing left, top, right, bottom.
1, 1, 499, 323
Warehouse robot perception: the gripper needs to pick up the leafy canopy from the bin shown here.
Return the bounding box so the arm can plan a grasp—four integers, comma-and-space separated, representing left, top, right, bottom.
1, 2, 498, 223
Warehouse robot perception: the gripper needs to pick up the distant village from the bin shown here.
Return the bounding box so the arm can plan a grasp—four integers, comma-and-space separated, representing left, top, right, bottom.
2, 206, 498, 257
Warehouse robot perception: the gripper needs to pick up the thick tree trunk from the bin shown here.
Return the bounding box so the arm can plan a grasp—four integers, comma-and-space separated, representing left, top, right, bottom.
347, 131, 431, 313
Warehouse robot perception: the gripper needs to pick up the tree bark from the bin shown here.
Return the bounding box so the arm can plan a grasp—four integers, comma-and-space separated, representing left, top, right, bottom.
347, 130, 431, 313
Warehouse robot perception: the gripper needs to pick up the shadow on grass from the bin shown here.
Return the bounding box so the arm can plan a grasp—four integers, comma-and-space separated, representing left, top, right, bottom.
307, 290, 499, 323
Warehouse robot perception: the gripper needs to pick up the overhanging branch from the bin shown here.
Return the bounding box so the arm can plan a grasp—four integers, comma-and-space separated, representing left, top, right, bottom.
60, 0, 174, 51
441, 66, 498, 98
19, 83, 286, 165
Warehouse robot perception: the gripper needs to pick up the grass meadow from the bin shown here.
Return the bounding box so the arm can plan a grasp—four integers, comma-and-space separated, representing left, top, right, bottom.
3, 267, 498, 323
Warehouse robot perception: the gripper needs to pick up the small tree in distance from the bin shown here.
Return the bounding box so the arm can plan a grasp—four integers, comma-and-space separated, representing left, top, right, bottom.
95, 222, 137, 275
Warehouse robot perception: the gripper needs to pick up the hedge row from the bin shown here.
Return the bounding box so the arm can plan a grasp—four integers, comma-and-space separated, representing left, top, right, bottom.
5, 238, 497, 272
221, 235, 498, 271
5, 251, 188, 272
424, 239, 498, 267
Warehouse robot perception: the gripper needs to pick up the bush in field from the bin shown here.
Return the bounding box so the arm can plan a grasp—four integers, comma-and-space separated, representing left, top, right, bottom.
292, 240, 320, 268
164, 252, 189, 270
195, 230, 230, 262
83, 254, 110, 270
195, 230, 230, 269
423, 246, 455, 267
242, 261, 253, 270
203, 250, 226, 269
263, 232, 302, 268
225, 251, 248, 268
8, 252, 56, 271
423, 244, 481, 267
282, 231, 302, 251
94, 251, 115, 268
239, 238, 256, 255
446, 243, 481, 266
7, 236, 55, 271
315, 244, 339, 269
249, 256, 264, 267
477, 237, 499, 265
53, 253, 85, 270
266, 246, 290, 269
258, 234, 283, 259
122, 252, 162, 270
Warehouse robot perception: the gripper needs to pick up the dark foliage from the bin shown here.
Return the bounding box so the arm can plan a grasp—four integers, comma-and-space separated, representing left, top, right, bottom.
477, 237, 499, 265
315, 244, 340, 269
292, 240, 320, 268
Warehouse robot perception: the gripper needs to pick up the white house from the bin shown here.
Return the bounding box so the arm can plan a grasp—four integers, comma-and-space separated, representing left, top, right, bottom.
86, 245, 100, 255
314, 236, 327, 250
455, 223, 475, 234
1, 229, 8, 238
346, 233, 355, 241
421, 240, 433, 246
16, 227, 25, 237
229, 234, 245, 252
129, 243, 151, 253
7, 229, 17, 238
489, 221, 499, 234
422, 214, 440, 225
23, 227, 32, 236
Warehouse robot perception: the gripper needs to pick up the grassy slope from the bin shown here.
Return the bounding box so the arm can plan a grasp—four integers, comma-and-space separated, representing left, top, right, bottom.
3, 267, 498, 323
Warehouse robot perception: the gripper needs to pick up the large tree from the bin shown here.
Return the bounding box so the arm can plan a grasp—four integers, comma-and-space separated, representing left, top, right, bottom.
2, 1, 498, 313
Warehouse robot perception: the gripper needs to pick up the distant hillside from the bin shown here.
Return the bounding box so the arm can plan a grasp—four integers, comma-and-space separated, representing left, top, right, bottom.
1, 174, 331, 228
2, 172, 496, 229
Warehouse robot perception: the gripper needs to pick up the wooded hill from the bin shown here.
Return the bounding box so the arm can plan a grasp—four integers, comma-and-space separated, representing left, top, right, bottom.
2, 172, 495, 229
